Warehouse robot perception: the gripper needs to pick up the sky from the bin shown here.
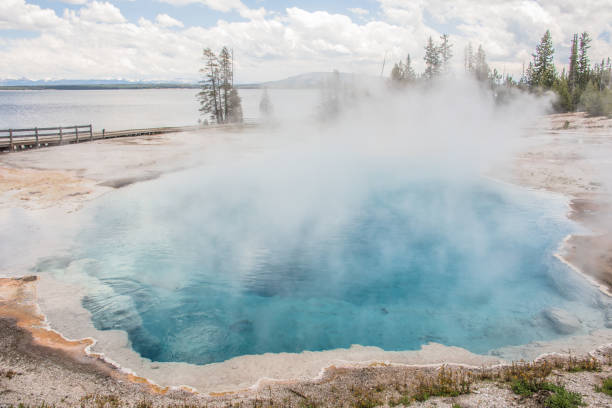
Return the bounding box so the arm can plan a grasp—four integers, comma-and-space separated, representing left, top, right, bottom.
0, 0, 610, 83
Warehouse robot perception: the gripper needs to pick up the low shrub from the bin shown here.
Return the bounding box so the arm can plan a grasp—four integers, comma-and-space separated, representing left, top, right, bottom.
594, 377, 612, 396
544, 384, 585, 408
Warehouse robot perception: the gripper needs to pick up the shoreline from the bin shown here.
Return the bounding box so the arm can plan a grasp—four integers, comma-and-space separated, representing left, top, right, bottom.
556, 235, 612, 298
1, 114, 612, 405
2, 273, 611, 398
557, 198, 612, 298
507, 112, 612, 300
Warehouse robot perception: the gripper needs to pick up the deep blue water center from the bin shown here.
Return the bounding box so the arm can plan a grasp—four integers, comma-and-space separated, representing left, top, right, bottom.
71, 156, 603, 365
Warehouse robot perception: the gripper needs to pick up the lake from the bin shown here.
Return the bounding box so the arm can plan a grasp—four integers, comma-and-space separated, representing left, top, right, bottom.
0, 88, 319, 131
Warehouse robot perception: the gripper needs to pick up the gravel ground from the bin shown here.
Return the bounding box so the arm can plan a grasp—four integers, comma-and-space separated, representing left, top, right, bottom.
1, 314, 612, 407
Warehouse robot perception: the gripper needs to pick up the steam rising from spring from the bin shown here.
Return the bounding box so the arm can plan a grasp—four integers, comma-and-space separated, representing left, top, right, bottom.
60, 78, 610, 365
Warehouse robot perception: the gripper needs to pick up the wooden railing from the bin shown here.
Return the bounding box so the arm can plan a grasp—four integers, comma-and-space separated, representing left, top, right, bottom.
0, 125, 92, 151
0, 125, 198, 152
0, 121, 258, 153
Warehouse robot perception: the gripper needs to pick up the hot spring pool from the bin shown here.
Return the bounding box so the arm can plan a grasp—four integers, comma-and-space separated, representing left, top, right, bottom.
50, 155, 608, 365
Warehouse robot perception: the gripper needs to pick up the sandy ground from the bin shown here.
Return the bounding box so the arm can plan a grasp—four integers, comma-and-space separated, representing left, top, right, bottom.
505, 112, 612, 296
1, 116, 612, 406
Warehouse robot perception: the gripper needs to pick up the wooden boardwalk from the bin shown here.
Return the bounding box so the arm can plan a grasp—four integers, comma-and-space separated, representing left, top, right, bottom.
0, 124, 199, 153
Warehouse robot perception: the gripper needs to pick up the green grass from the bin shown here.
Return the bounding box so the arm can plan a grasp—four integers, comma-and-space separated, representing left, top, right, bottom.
412, 366, 473, 402
594, 377, 612, 396
389, 394, 411, 406
564, 356, 601, 373
543, 384, 585, 408
511, 378, 541, 397
510, 379, 585, 408
351, 397, 381, 408
5, 354, 610, 408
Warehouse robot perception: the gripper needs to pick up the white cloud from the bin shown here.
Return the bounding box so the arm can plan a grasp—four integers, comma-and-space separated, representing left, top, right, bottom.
56, 0, 88, 4
155, 13, 184, 28
158, 0, 266, 20
55, 0, 88, 4
0, 1, 610, 82
348, 8, 369, 16
0, 0, 63, 30
79, 1, 126, 24
159, 0, 245, 12
377, 0, 612, 75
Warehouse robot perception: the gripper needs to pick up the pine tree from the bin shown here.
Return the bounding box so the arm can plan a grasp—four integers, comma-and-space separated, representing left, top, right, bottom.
227, 88, 243, 123
198, 48, 222, 123
318, 70, 342, 121
464, 43, 488, 81
404, 54, 416, 81
439, 34, 453, 74
578, 32, 591, 90
464, 43, 474, 73
198, 47, 243, 124
489, 68, 501, 87
604, 57, 612, 89
390, 54, 416, 86
259, 88, 273, 117
424, 37, 441, 80
530, 30, 556, 89
218, 47, 233, 123
390, 62, 405, 83
568, 34, 579, 93
474, 45, 489, 81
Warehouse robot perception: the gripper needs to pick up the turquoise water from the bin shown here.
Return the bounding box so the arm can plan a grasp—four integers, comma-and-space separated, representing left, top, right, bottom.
67, 155, 606, 365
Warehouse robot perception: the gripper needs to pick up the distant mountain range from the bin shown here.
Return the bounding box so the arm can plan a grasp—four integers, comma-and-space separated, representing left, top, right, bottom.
0, 78, 203, 86
0, 78, 198, 90
238, 72, 379, 89
0, 72, 379, 90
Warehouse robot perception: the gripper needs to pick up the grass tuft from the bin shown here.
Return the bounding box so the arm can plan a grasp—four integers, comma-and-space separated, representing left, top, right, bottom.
351, 397, 381, 408
594, 377, 612, 396
1, 369, 18, 379
511, 378, 541, 397
389, 394, 411, 407
543, 384, 586, 408
412, 366, 473, 402
564, 356, 601, 373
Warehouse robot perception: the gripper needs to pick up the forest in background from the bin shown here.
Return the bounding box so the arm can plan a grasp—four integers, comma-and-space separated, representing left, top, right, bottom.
390, 30, 612, 117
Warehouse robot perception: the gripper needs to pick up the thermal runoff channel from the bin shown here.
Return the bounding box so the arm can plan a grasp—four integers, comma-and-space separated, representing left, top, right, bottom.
59, 80, 610, 365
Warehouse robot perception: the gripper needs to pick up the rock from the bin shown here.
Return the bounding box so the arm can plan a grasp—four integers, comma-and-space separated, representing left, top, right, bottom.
543, 308, 582, 334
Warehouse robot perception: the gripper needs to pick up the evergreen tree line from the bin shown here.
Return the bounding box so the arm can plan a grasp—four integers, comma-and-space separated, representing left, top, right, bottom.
390, 34, 498, 88
390, 34, 453, 84
524, 30, 612, 116
390, 31, 612, 117
198, 47, 243, 124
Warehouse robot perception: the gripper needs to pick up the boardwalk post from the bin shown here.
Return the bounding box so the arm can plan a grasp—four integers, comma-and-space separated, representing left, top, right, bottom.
1, 124, 194, 153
